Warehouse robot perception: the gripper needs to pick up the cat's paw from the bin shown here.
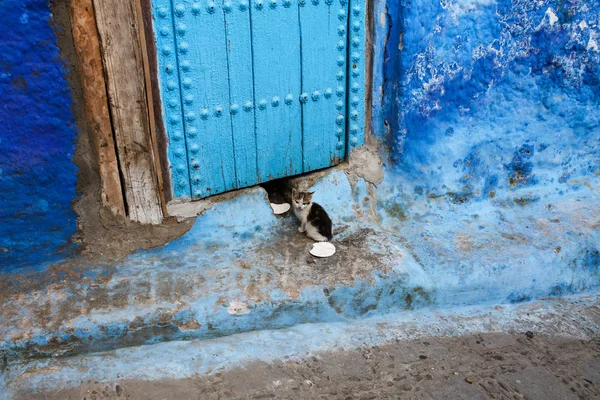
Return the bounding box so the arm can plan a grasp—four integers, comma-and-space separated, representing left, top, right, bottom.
298, 227, 306, 233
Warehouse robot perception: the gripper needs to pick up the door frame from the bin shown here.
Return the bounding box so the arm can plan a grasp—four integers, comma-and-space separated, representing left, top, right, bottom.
141, 0, 372, 204
139, 0, 176, 203
75, 0, 373, 224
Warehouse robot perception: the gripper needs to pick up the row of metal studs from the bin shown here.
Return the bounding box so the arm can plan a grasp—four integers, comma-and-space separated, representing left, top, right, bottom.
154, 2, 191, 193
166, 90, 348, 115
159, 22, 348, 39
157, 0, 345, 17
334, 0, 347, 151
348, 3, 362, 147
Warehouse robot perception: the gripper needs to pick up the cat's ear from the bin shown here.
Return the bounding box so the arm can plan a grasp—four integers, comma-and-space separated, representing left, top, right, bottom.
291, 188, 297, 197
305, 191, 314, 200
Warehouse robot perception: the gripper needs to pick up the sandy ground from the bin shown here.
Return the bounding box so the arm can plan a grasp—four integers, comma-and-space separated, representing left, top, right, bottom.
16, 332, 600, 400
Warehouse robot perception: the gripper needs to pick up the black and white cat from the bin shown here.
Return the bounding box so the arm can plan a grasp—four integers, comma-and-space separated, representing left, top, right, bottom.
291, 189, 333, 242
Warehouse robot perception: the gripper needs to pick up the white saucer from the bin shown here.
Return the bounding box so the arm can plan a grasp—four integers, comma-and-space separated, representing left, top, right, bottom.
270, 203, 291, 215
310, 242, 336, 258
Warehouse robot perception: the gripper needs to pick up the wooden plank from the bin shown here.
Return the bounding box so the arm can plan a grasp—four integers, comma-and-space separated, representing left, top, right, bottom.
147, 0, 192, 200
93, 0, 163, 224
251, 0, 302, 181
347, 0, 366, 149
69, 0, 126, 217
224, 0, 258, 188
173, 1, 236, 199
140, 0, 175, 202
135, 0, 168, 216
299, 0, 347, 171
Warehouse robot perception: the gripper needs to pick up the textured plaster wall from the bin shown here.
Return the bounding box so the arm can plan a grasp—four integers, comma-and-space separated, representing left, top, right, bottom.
0, 0, 79, 270
368, 0, 600, 301
377, 0, 599, 195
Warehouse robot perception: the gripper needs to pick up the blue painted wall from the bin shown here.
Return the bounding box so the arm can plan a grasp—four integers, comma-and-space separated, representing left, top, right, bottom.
0, 0, 79, 270
377, 0, 599, 197
369, 0, 600, 302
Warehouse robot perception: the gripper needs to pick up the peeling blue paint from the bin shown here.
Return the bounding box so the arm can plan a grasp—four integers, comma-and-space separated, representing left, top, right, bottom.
0, 0, 78, 270
378, 0, 599, 206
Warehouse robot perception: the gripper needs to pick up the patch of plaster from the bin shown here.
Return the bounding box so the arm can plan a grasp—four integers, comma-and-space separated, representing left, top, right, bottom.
545, 7, 559, 26
345, 144, 385, 188
227, 301, 251, 315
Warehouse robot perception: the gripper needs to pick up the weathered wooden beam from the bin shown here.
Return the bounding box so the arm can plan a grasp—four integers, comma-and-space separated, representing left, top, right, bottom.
69, 0, 126, 218
92, 0, 163, 224
135, 0, 168, 216
138, 0, 174, 203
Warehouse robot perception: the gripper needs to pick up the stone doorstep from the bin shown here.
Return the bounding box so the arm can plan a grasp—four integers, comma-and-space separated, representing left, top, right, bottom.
0, 220, 430, 362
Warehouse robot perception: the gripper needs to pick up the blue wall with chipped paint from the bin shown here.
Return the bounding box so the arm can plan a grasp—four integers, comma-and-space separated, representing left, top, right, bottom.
376, 0, 599, 193
369, 0, 600, 301
0, 0, 79, 270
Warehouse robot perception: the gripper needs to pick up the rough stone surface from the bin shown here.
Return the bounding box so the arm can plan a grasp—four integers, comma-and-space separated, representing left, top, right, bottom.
3, 294, 600, 399
373, 1, 600, 298
16, 334, 600, 400
380, 0, 600, 172
0, 175, 426, 360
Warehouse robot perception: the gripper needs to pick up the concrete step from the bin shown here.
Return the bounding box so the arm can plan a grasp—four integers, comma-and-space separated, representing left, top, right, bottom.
3, 293, 600, 399
1, 170, 599, 362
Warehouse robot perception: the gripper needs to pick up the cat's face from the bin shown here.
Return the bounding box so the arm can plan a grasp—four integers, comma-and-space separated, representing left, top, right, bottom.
292, 189, 313, 211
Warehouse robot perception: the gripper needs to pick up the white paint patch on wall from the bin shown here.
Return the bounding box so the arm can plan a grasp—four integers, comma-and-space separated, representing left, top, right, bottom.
444, 0, 497, 18
546, 7, 559, 26
454, 0, 496, 7
588, 29, 599, 52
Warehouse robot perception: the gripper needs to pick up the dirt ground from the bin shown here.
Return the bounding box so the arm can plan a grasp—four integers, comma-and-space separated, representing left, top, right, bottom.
19, 332, 600, 400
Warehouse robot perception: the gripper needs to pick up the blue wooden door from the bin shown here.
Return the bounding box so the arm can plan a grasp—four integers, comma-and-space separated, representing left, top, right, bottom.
152, 0, 364, 199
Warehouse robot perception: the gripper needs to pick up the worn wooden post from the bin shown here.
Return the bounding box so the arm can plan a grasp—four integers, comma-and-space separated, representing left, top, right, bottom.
92, 0, 163, 224
135, 0, 169, 216
138, 0, 175, 204
69, 0, 126, 218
